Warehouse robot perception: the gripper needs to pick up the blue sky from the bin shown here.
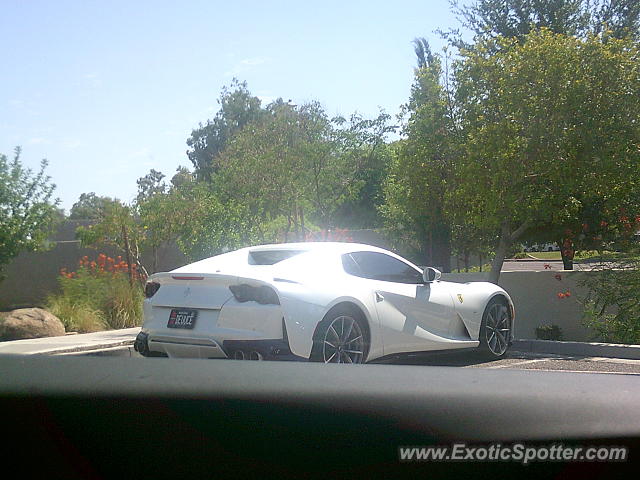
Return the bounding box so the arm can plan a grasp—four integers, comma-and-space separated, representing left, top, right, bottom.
1, 0, 458, 212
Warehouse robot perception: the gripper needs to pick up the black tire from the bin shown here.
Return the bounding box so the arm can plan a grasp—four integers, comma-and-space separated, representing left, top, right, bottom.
478, 298, 512, 358
309, 305, 369, 363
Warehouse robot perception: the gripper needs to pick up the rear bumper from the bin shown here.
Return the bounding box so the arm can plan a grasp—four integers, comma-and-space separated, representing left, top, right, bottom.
222, 339, 305, 361
135, 329, 305, 361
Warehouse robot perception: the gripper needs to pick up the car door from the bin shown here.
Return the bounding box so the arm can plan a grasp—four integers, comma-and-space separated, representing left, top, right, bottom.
343, 252, 457, 356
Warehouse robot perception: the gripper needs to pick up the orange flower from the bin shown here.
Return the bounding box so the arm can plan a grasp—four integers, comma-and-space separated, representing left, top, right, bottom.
557, 293, 566, 299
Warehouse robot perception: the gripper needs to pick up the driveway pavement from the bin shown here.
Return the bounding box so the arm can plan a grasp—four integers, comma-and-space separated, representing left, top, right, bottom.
373, 349, 640, 375
0, 328, 140, 355
3, 328, 640, 375
501, 260, 598, 271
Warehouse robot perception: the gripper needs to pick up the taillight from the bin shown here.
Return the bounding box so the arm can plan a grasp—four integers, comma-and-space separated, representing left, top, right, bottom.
229, 284, 280, 305
145, 281, 161, 298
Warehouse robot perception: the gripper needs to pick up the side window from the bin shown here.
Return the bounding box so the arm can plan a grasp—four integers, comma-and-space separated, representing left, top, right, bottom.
342, 252, 423, 284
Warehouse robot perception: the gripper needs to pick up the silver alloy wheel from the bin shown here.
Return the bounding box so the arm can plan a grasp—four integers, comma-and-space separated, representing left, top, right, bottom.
484, 302, 511, 356
322, 315, 365, 364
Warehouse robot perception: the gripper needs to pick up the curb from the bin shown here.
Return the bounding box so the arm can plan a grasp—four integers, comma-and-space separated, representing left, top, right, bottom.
48, 339, 136, 356
0, 327, 140, 356
505, 258, 562, 262
513, 339, 640, 360
58, 345, 138, 357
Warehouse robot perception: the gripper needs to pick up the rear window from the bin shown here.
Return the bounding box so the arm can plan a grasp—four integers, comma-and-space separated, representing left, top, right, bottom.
248, 250, 304, 265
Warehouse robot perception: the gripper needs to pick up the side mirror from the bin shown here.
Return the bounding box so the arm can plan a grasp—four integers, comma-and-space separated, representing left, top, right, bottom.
423, 267, 442, 283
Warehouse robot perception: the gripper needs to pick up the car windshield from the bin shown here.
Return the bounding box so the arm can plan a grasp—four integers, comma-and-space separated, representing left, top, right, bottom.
2, 2, 640, 474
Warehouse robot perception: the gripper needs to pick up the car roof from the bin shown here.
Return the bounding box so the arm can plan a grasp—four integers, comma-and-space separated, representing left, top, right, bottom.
246, 242, 389, 255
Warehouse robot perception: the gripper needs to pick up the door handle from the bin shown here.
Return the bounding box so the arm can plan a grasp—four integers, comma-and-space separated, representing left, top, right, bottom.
375, 292, 384, 303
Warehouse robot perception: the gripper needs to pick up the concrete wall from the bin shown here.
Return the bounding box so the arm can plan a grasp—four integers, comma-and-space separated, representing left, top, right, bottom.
443, 271, 593, 341
0, 220, 187, 309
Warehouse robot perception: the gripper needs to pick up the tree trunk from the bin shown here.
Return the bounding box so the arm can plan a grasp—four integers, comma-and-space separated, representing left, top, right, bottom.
425, 223, 452, 273
284, 215, 291, 242
489, 219, 532, 284
152, 245, 158, 274
489, 230, 510, 284
121, 225, 134, 287
560, 237, 574, 270
293, 202, 300, 241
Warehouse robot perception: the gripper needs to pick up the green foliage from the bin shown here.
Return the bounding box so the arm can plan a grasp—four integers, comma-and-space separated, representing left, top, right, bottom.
68, 192, 114, 219
453, 29, 640, 279
327, 111, 394, 228
47, 263, 143, 331
136, 169, 166, 204
0, 147, 59, 278
381, 40, 459, 270
535, 324, 564, 341
446, 0, 639, 47
215, 98, 393, 240
581, 262, 640, 344
172, 182, 263, 261
187, 78, 265, 180
47, 296, 106, 333
76, 199, 148, 279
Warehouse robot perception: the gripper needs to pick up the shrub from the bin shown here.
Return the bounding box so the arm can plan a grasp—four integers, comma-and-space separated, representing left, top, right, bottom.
47, 296, 105, 333
46, 254, 144, 331
535, 324, 564, 341
580, 263, 640, 344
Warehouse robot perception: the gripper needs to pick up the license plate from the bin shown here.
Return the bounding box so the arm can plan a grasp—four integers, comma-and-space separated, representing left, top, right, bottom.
168, 309, 198, 329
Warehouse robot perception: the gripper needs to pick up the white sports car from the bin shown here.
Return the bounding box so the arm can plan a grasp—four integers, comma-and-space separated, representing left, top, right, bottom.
135, 242, 515, 362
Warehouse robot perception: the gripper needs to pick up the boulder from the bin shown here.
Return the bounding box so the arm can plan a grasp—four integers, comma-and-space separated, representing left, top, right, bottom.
0, 308, 65, 341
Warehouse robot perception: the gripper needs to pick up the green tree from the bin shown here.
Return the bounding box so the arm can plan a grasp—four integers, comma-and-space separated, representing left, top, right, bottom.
186, 79, 264, 180
454, 29, 640, 282
0, 147, 59, 278
76, 200, 146, 283
446, 0, 639, 45
381, 39, 459, 271
69, 192, 114, 219
135, 169, 166, 204
171, 182, 261, 260
332, 111, 394, 229
447, 0, 589, 43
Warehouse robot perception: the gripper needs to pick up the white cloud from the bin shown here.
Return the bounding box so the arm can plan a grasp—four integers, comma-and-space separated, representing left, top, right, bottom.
61, 139, 82, 149
224, 56, 271, 76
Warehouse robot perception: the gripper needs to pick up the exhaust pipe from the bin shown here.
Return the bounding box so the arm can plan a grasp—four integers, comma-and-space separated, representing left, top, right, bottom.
233, 350, 245, 360
249, 351, 263, 361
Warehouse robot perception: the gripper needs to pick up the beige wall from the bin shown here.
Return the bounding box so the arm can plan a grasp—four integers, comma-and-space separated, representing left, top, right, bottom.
0, 221, 187, 309
443, 271, 593, 341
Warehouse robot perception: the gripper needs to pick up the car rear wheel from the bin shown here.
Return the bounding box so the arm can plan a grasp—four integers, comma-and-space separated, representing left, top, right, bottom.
479, 299, 511, 358
310, 307, 368, 364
